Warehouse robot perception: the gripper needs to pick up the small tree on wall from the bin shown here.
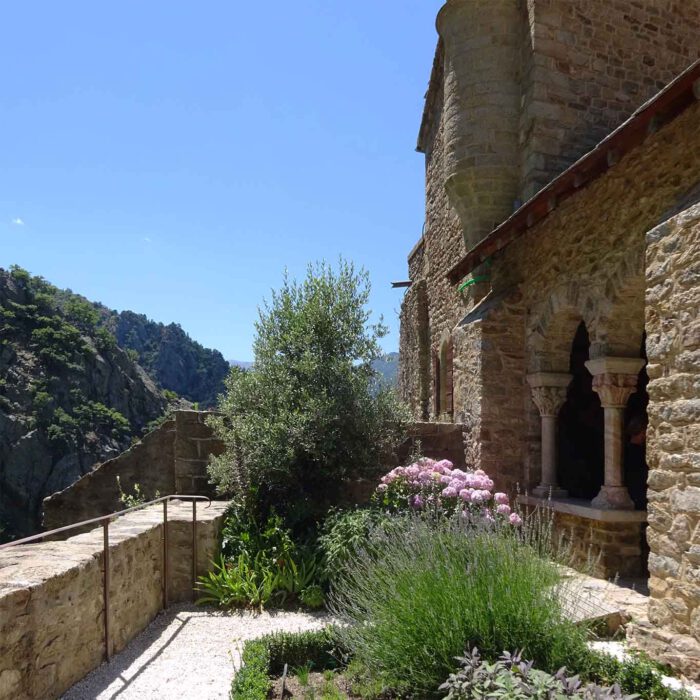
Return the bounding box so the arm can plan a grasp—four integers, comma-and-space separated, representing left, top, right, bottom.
207, 259, 409, 530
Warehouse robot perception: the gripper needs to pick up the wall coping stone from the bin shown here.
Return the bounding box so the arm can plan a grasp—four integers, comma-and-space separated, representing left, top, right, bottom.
518, 495, 648, 523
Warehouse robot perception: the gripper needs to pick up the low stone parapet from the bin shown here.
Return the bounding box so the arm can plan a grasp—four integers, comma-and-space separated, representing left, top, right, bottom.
0, 499, 229, 700
518, 495, 648, 579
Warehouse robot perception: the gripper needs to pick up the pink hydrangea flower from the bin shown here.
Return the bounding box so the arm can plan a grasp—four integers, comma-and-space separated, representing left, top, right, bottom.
377, 483, 388, 493
494, 492, 508, 505
509, 512, 522, 526
470, 491, 485, 504
459, 488, 472, 501
442, 486, 458, 498
496, 503, 511, 516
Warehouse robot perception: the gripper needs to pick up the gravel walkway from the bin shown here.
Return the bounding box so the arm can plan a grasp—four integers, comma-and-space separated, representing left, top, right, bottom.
62, 604, 332, 700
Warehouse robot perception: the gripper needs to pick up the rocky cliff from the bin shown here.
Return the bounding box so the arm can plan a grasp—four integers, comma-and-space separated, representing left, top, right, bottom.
105, 310, 229, 407
0, 267, 167, 537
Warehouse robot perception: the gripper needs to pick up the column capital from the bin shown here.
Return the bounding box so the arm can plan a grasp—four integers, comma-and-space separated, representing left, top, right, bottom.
527, 373, 571, 417
585, 357, 645, 408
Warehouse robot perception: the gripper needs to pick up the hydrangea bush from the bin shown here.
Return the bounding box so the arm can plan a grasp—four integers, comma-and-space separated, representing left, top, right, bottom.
375, 458, 522, 525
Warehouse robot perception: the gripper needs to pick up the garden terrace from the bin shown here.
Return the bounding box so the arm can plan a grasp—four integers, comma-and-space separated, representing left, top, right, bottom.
0, 497, 228, 700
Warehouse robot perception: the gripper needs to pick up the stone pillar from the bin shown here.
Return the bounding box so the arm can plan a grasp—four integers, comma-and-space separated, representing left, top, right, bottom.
585, 357, 646, 510
527, 372, 572, 498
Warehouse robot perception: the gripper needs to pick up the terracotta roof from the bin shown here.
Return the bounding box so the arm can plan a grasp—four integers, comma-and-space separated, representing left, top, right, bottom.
446, 59, 700, 285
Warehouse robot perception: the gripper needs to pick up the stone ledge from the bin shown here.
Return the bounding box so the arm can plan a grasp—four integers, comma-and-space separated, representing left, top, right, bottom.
518, 495, 648, 523
0, 500, 229, 700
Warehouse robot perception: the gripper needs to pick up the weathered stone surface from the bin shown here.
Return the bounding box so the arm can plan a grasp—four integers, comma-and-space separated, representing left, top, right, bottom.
43, 410, 223, 529
0, 500, 228, 700
400, 0, 700, 679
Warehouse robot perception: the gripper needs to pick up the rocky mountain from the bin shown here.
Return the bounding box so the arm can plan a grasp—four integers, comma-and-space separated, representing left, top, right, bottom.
372, 352, 399, 387
104, 311, 230, 407
0, 266, 168, 537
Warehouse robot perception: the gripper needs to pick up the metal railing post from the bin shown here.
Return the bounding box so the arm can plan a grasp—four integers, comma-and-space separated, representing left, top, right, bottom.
103, 520, 111, 662
192, 500, 197, 601
162, 499, 169, 610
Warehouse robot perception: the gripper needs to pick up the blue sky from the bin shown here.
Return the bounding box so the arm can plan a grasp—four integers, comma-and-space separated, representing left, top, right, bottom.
1, 1, 443, 361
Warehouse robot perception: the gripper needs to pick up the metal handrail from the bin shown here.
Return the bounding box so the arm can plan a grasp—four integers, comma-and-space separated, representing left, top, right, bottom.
0, 494, 212, 662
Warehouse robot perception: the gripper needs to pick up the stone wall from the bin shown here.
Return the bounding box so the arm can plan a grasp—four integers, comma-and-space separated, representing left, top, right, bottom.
398, 279, 430, 420
402, 0, 700, 434
494, 103, 700, 495
519, 496, 647, 579
629, 202, 700, 679
520, 0, 700, 199
43, 410, 223, 530
398, 422, 468, 468
0, 499, 228, 700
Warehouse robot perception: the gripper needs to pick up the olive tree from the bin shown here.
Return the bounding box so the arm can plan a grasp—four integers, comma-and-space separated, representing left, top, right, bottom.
207, 260, 408, 529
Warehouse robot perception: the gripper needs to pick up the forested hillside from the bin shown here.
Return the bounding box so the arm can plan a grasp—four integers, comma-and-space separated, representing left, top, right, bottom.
0, 266, 167, 536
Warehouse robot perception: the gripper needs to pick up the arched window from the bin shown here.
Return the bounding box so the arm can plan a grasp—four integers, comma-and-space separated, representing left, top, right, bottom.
434, 335, 454, 419
558, 322, 604, 499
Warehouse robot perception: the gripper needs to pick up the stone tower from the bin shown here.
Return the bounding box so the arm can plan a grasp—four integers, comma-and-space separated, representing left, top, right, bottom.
437, 0, 522, 251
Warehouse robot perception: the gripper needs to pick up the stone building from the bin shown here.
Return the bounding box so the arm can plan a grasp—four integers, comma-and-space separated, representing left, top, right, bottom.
398, 0, 700, 677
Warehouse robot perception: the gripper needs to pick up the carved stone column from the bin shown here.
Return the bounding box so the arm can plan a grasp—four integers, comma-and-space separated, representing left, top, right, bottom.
527, 373, 572, 498
585, 357, 646, 510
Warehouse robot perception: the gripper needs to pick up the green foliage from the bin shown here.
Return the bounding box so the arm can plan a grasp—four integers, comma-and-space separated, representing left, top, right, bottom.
300, 584, 326, 609
95, 326, 117, 352
230, 629, 340, 700
46, 407, 80, 448
62, 296, 100, 332
229, 639, 271, 700
583, 651, 691, 700
31, 320, 88, 370
318, 507, 389, 579
200, 507, 326, 609
440, 649, 639, 700
125, 347, 140, 363
207, 259, 409, 530
116, 476, 159, 508
74, 401, 131, 439
329, 515, 590, 698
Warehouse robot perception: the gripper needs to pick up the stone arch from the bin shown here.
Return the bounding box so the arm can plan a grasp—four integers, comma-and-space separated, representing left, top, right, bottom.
527, 282, 599, 372
527, 252, 645, 371
593, 252, 645, 359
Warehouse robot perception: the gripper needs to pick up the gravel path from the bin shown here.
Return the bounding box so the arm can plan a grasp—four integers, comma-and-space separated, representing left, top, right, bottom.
62, 605, 332, 700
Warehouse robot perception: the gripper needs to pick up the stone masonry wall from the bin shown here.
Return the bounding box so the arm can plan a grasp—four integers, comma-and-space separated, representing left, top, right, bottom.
520, 0, 700, 200
0, 500, 228, 700
43, 410, 223, 529
492, 103, 700, 494
402, 0, 699, 462
629, 202, 700, 679
398, 279, 430, 420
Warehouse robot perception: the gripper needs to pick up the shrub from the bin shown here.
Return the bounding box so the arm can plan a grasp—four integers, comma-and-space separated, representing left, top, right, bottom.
440, 648, 637, 700
230, 628, 339, 700
207, 259, 409, 531
230, 639, 271, 700
583, 651, 692, 700
199, 508, 326, 609
375, 458, 521, 525
318, 507, 389, 578
329, 514, 589, 698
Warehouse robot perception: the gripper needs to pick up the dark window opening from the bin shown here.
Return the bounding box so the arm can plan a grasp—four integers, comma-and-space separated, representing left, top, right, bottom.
558, 322, 604, 499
